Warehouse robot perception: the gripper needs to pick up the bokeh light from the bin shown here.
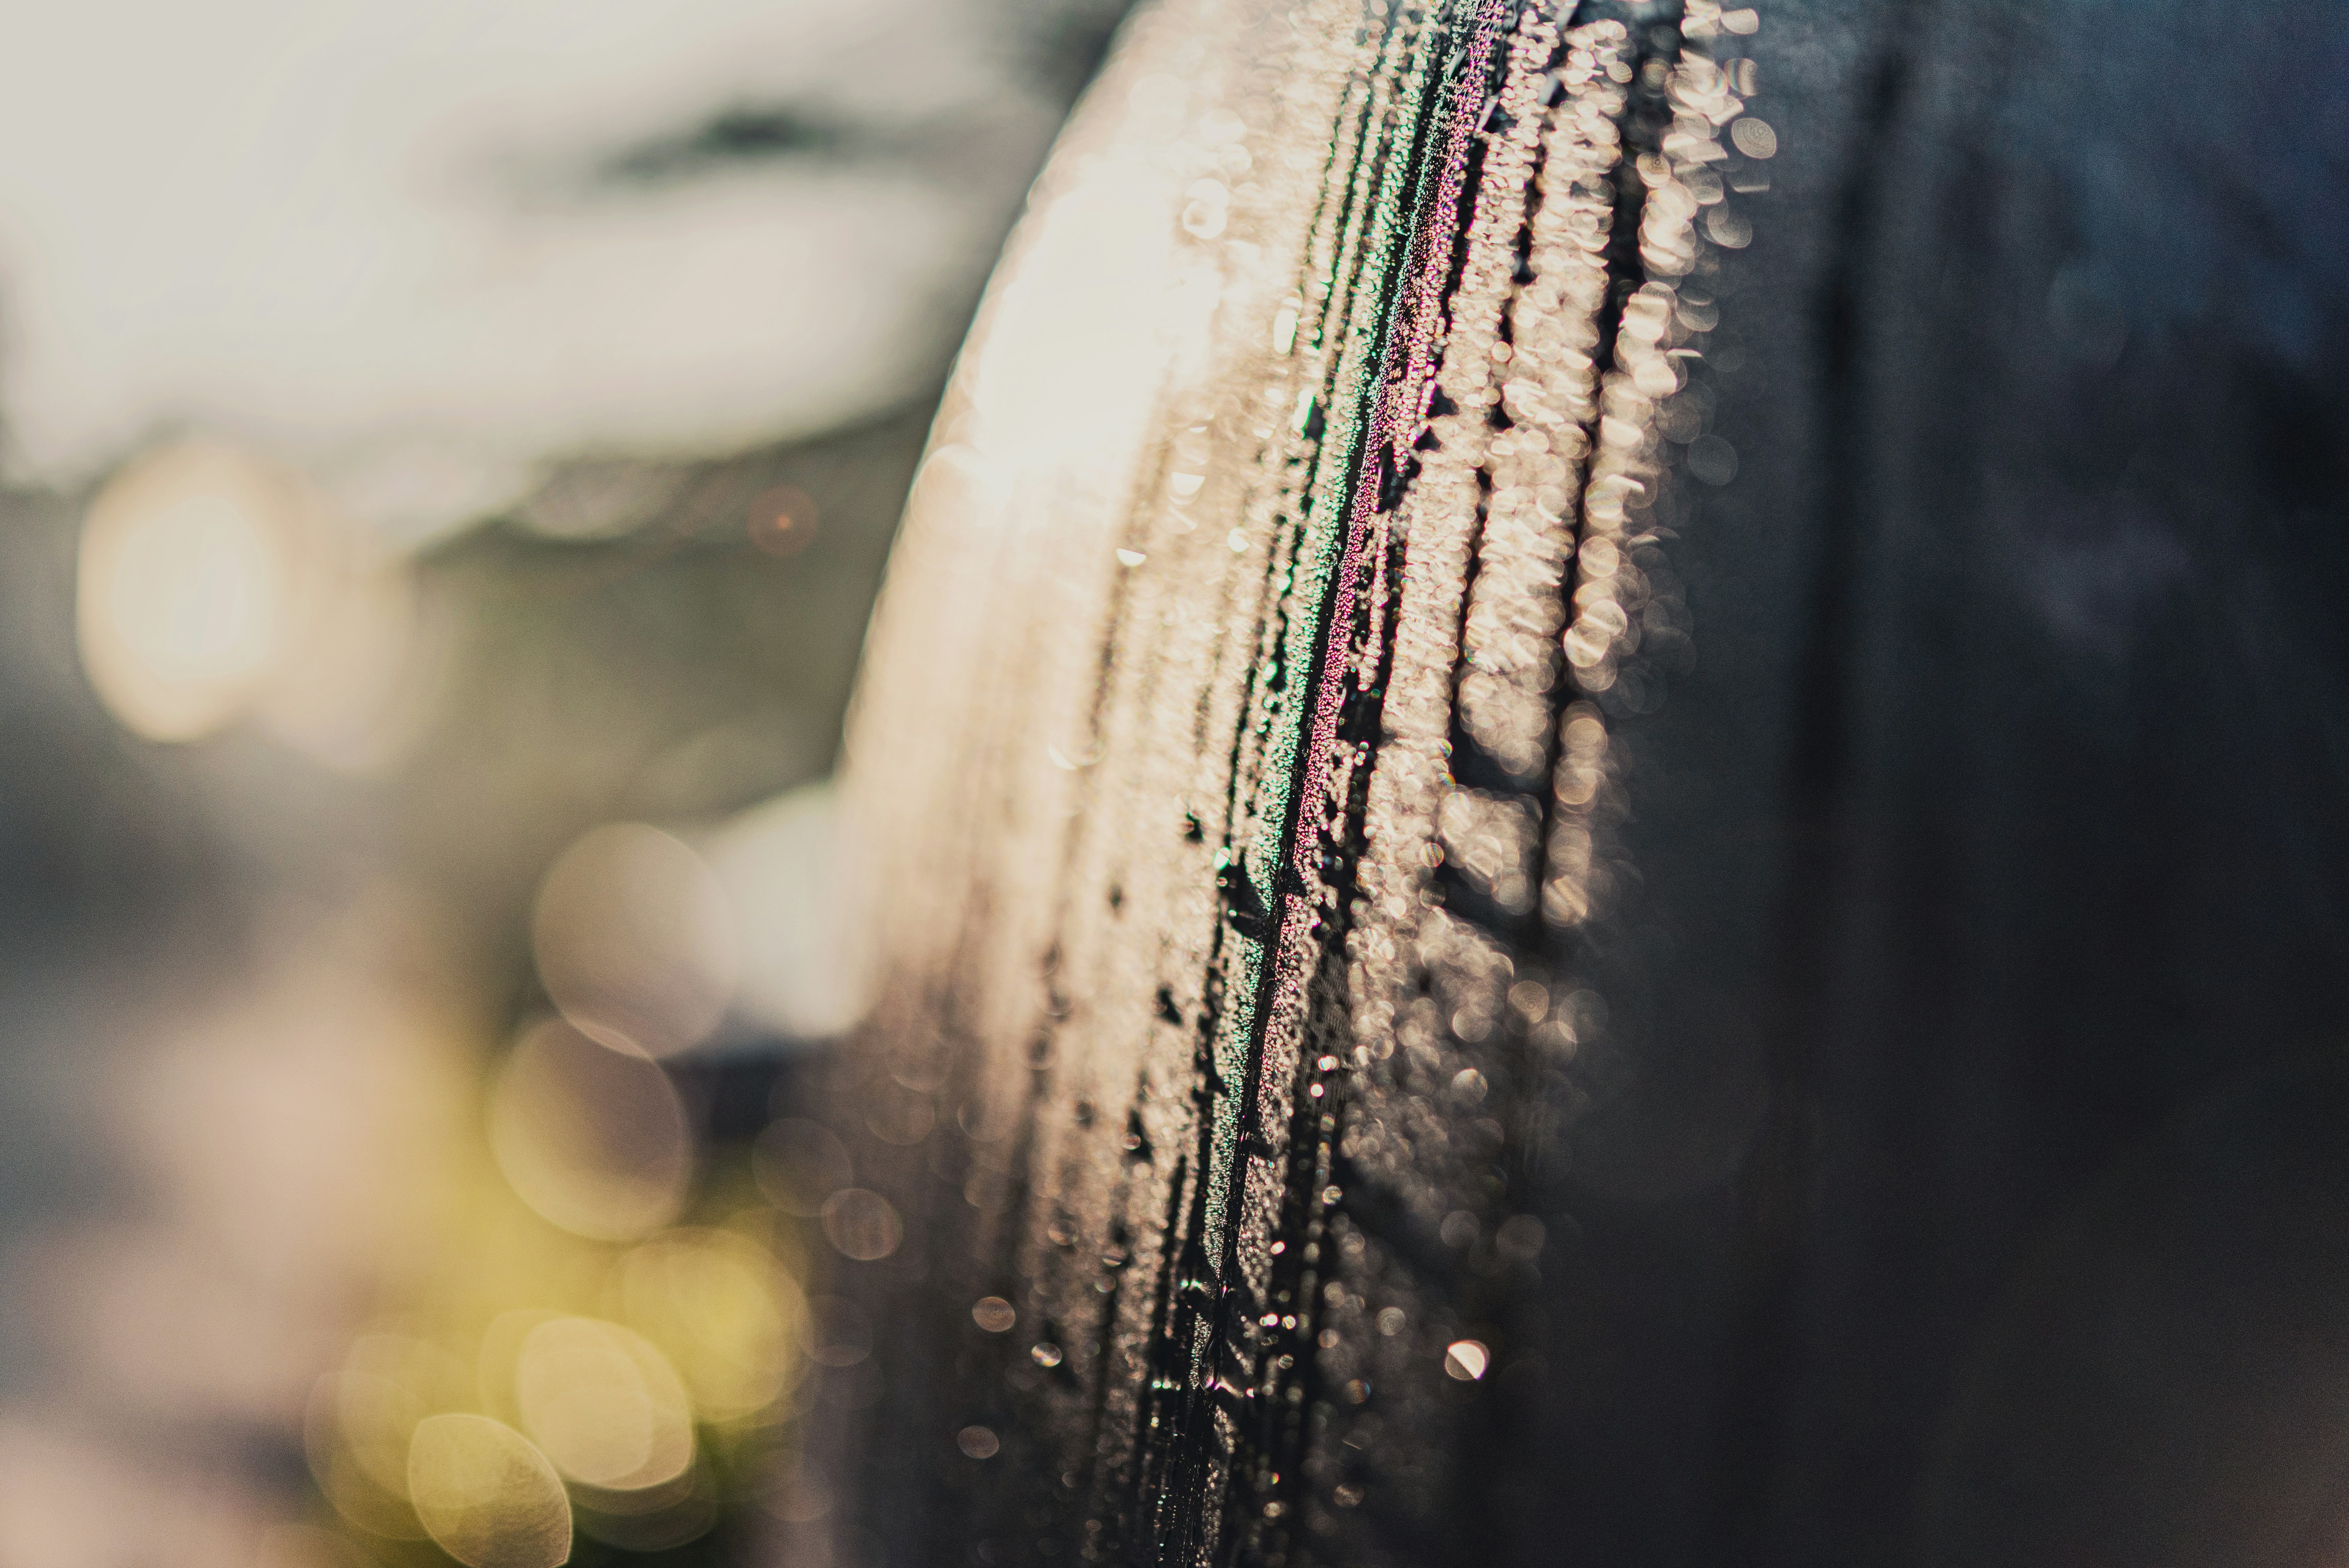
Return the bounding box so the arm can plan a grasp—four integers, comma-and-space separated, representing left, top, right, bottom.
407, 1414, 572, 1568
746, 483, 820, 557
76, 443, 302, 742
819, 1188, 902, 1262
533, 822, 740, 1058
74, 438, 427, 764
617, 1228, 805, 1420
0, 3, 1131, 1563
1444, 1339, 1491, 1382
706, 781, 872, 1041
514, 1316, 696, 1491
305, 1370, 428, 1539
488, 1017, 693, 1241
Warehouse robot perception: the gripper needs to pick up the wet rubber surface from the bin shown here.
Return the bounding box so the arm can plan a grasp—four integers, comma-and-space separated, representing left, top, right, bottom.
815, 2, 2349, 1565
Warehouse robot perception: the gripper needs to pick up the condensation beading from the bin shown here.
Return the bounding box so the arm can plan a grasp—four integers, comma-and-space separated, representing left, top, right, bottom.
829, 3, 1773, 1565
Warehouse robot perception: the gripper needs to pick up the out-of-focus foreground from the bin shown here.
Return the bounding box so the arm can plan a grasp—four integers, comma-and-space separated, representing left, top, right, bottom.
0, 4, 1124, 1564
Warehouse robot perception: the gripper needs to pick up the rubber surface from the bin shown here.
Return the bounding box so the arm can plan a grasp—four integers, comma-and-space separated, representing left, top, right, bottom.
814, 2, 2349, 1565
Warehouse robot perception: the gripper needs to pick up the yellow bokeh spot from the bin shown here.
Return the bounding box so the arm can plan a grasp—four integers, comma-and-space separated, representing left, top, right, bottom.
304, 1334, 471, 1538
489, 1018, 692, 1242
407, 1414, 572, 1568
619, 1228, 804, 1420
515, 1316, 695, 1491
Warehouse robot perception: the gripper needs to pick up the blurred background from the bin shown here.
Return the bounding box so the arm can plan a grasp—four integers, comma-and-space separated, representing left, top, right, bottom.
0, 3, 1128, 1563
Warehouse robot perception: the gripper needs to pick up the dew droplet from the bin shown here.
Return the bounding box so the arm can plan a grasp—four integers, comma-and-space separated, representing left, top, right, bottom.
821, 1188, 903, 1261
1495, 1214, 1547, 1262
1444, 1340, 1491, 1381
1728, 116, 1775, 158
1686, 433, 1739, 485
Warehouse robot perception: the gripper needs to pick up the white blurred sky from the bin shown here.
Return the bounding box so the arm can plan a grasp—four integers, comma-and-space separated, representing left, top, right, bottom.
0, 0, 1055, 542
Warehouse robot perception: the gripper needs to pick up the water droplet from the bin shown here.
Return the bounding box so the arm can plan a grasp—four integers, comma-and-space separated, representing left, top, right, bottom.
1704, 207, 1753, 249
1272, 307, 1300, 354
1728, 116, 1775, 158
1444, 1340, 1491, 1381
1495, 1214, 1547, 1262
1687, 433, 1739, 485
820, 1188, 903, 1262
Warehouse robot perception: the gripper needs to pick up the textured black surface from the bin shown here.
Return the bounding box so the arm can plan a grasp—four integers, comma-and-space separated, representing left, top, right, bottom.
823, 2, 2349, 1565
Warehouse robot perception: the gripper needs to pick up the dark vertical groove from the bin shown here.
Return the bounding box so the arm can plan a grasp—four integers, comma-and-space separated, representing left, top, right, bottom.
1468, 14, 1678, 1565
1701, 7, 1927, 1561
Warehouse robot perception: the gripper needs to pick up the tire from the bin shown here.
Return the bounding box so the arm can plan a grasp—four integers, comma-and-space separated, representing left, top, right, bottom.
809, 3, 2349, 1566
